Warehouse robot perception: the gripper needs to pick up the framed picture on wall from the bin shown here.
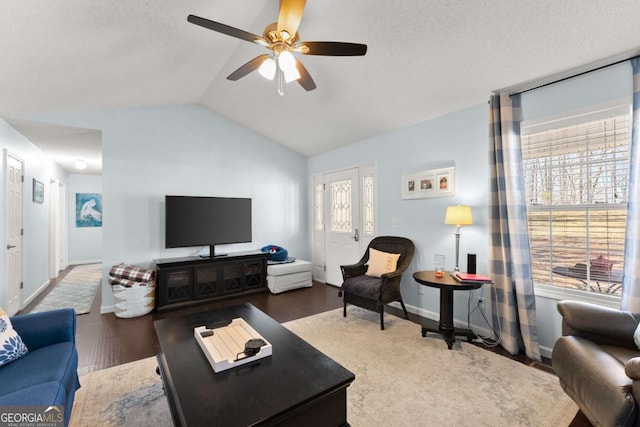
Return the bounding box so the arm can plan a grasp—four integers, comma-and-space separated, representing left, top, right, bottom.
401, 167, 455, 199
76, 193, 103, 227
33, 179, 44, 204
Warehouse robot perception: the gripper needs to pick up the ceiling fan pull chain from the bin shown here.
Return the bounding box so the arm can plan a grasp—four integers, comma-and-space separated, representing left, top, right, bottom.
277, 68, 285, 96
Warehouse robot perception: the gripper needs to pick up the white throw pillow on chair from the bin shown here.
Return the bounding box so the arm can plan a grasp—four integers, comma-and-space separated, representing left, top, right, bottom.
366, 248, 401, 278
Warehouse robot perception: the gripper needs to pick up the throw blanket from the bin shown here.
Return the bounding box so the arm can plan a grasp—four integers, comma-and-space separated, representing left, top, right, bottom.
109, 263, 154, 287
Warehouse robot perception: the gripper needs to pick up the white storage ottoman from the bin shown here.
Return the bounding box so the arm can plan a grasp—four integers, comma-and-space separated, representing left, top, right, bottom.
267, 259, 313, 294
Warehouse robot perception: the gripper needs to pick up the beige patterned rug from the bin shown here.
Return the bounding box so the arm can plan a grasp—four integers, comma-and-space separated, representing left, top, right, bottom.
31, 263, 101, 315
70, 307, 578, 426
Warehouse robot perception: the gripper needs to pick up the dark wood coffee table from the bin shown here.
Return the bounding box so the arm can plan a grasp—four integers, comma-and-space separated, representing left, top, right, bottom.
154, 303, 355, 426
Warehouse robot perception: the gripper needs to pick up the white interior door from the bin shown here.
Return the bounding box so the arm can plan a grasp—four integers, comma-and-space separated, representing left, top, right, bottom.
5, 153, 23, 315
324, 167, 361, 286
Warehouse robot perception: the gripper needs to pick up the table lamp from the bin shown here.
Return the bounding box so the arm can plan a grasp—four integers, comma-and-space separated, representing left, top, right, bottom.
445, 205, 473, 271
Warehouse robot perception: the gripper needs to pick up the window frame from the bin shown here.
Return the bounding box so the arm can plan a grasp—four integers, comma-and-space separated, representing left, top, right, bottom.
520, 99, 631, 306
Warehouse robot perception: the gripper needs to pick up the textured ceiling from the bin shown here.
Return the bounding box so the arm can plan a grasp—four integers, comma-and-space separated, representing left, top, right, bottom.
2, 0, 640, 169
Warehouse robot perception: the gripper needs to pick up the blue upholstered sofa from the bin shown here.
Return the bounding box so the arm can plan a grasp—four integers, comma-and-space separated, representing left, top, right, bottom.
0, 308, 81, 426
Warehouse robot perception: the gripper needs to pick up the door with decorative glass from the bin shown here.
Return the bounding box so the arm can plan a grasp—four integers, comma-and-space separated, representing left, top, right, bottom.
314, 165, 376, 286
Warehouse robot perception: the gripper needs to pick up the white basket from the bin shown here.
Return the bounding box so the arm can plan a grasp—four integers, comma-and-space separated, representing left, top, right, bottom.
112, 281, 155, 318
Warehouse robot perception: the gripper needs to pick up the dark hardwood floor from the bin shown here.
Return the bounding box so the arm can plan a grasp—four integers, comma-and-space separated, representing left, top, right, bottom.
22, 264, 591, 426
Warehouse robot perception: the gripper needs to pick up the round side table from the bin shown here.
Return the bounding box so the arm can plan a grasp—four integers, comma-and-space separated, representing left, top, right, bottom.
412, 270, 487, 349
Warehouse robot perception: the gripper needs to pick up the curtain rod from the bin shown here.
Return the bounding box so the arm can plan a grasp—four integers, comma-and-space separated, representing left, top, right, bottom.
510, 53, 640, 97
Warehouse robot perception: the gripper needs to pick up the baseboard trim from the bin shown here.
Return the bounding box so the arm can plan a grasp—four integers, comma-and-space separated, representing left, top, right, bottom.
388, 301, 492, 342
69, 259, 102, 266
388, 301, 554, 360
101, 304, 114, 314
21, 280, 51, 309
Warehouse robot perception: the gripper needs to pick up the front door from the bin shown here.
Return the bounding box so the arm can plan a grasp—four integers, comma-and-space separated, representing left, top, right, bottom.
5, 153, 23, 315
324, 168, 361, 286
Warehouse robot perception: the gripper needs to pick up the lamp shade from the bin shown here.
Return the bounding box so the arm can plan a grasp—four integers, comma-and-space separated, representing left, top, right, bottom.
278, 51, 296, 73
445, 205, 473, 226
258, 57, 276, 80
283, 65, 300, 83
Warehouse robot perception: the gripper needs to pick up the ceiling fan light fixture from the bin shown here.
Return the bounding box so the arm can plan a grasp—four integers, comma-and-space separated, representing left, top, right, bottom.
258, 57, 276, 80
187, 0, 367, 93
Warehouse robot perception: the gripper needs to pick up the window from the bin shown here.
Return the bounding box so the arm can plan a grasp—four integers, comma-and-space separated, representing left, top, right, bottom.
330, 179, 352, 232
521, 103, 631, 296
363, 175, 375, 236
315, 183, 324, 231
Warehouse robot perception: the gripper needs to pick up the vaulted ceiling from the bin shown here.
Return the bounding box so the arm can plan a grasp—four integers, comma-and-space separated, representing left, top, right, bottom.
2, 0, 640, 167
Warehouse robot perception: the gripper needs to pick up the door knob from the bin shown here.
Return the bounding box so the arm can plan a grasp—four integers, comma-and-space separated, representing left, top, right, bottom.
7, 244, 16, 250
353, 229, 359, 242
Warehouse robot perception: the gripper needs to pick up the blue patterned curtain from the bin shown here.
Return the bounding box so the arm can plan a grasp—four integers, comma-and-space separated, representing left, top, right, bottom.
622, 57, 640, 311
488, 93, 541, 361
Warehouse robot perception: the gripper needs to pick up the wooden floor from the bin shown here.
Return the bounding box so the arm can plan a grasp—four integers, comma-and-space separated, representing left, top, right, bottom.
22, 264, 591, 426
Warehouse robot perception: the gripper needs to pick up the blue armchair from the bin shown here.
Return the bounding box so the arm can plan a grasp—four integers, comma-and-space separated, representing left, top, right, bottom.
0, 308, 81, 426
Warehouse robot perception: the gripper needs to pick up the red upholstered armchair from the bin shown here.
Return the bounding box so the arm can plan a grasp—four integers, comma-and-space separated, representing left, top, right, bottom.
339, 236, 415, 330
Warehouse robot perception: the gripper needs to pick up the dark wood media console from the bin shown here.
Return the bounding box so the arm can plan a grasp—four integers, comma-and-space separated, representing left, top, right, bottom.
154, 251, 268, 311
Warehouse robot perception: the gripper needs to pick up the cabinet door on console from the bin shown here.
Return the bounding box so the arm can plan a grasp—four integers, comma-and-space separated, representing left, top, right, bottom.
245, 261, 266, 290
159, 269, 193, 306
195, 265, 220, 299
222, 263, 245, 295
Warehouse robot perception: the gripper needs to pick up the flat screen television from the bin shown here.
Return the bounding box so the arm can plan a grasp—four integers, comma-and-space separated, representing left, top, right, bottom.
165, 195, 252, 257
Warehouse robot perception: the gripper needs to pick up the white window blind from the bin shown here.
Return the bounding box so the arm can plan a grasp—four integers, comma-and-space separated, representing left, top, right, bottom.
522, 105, 630, 295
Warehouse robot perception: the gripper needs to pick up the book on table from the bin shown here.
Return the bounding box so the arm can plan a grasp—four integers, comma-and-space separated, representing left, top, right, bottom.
452, 272, 493, 283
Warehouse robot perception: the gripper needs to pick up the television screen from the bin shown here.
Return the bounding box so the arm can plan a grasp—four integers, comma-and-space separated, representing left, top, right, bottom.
165, 196, 252, 251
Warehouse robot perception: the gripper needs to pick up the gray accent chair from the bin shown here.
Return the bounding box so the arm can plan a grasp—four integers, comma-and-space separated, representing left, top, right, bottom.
552, 300, 640, 426
338, 236, 415, 330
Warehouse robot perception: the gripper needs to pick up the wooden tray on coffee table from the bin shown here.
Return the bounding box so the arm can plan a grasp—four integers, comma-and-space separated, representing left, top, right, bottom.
194, 318, 272, 373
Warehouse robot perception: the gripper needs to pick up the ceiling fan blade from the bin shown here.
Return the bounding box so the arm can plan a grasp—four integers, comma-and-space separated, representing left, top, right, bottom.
299, 41, 367, 56
227, 54, 270, 81
188, 15, 265, 44
277, 0, 306, 39
295, 59, 316, 91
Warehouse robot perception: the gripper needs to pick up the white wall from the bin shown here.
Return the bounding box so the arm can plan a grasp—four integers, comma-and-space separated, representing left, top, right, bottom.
0, 118, 67, 310
309, 103, 491, 337
24, 104, 309, 313
67, 173, 102, 264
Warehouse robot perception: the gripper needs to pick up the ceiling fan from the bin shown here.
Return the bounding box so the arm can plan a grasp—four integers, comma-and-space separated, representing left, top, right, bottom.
187, 0, 367, 95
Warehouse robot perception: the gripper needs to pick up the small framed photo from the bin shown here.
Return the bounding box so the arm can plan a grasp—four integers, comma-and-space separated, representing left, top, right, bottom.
420, 177, 434, 190
402, 167, 455, 199
406, 176, 417, 193
33, 179, 44, 204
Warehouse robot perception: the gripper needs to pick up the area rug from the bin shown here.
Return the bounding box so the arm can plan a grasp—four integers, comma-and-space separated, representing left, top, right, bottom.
70, 357, 166, 427
69, 308, 578, 426
285, 308, 578, 426
31, 263, 101, 315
